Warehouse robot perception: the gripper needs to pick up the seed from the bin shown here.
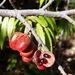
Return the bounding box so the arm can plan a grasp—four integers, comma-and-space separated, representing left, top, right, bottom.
40, 58, 44, 63
40, 58, 48, 64
43, 54, 51, 58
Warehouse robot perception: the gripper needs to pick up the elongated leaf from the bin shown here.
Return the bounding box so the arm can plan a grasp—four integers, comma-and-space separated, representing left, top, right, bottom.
24, 20, 32, 33
39, 0, 44, 7
44, 28, 53, 52
31, 16, 48, 27
7, 18, 15, 38
0, 17, 9, 49
36, 23, 45, 44
0, 17, 2, 49
56, 0, 61, 10
45, 17, 56, 38
39, 16, 48, 26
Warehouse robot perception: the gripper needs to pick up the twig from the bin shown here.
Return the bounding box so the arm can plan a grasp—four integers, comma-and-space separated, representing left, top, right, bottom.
62, 14, 75, 25
0, 9, 75, 25
40, 0, 54, 10
58, 30, 64, 62
9, 0, 17, 9
58, 65, 67, 75
0, 0, 6, 7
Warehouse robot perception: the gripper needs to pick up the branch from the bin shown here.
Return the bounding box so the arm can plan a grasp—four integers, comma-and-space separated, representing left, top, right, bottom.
0, 9, 75, 25
40, 0, 54, 10
62, 14, 75, 25
58, 65, 67, 75
0, 0, 6, 7
9, 0, 17, 9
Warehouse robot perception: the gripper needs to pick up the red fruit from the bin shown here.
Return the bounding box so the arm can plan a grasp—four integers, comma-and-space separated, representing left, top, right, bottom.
16, 34, 31, 52
9, 32, 24, 50
20, 42, 37, 57
37, 65, 46, 70
32, 50, 55, 68
22, 56, 32, 63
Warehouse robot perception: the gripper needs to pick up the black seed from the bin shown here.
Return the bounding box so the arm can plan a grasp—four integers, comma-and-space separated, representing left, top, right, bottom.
40, 58, 44, 63
40, 58, 48, 64
43, 54, 51, 58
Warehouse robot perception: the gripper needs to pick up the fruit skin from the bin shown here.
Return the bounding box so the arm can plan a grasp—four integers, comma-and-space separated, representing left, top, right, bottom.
16, 34, 31, 52
9, 32, 24, 50
20, 42, 37, 57
37, 65, 46, 70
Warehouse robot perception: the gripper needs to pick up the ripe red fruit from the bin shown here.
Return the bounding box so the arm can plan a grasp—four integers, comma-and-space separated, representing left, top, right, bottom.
32, 50, 55, 70
20, 42, 37, 57
16, 34, 31, 52
9, 32, 24, 50
22, 56, 32, 63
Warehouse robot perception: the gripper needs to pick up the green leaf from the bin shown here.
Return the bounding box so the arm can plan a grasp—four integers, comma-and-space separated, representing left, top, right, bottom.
0, 17, 9, 49
45, 17, 56, 38
39, 16, 48, 26
56, 0, 61, 10
36, 23, 45, 44
39, 0, 44, 7
44, 28, 53, 52
31, 16, 48, 27
24, 20, 32, 33
7, 18, 15, 38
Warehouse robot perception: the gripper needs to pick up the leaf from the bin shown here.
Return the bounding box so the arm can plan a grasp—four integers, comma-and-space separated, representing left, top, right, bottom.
36, 23, 45, 44
24, 20, 32, 33
0, 17, 9, 49
56, 0, 61, 10
31, 16, 48, 27
44, 28, 53, 52
7, 18, 15, 38
45, 17, 56, 38
39, 0, 44, 7
39, 16, 48, 26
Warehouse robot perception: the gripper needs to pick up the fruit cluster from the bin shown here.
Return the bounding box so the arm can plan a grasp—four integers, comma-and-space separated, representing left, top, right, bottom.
9, 32, 55, 70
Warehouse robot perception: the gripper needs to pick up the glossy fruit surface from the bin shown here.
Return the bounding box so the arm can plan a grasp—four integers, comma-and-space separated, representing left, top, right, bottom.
16, 34, 31, 52
9, 32, 24, 50
20, 42, 37, 57
22, 56, 32, 62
